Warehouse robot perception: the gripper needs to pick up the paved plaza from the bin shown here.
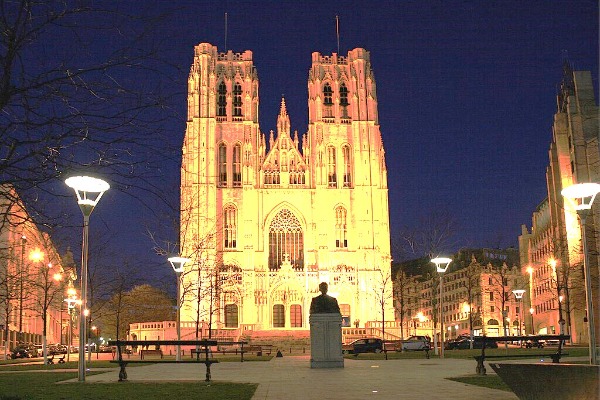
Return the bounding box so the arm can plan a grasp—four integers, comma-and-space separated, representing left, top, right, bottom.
83, 355, 519, 400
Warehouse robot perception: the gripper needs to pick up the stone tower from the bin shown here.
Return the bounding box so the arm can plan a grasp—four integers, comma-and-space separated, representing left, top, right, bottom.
180, 43, 393, 336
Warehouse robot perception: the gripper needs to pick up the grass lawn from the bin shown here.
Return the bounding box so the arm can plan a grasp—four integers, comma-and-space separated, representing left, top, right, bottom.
0, 372, 257, 400
447, 375, 512, 392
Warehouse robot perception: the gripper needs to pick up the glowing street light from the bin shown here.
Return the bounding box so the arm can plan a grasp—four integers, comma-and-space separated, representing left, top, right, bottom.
66, 175, 109, 381
562, 182, 600, 365
431, 257, 452, 358
512, 289, 525, 337
168, 256, 190, 362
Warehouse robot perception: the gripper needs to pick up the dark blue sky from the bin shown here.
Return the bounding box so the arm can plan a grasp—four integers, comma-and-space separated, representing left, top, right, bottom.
66, 1, 598, 277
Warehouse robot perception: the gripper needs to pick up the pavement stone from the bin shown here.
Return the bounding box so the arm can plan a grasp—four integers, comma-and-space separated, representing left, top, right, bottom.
82, 355, 519, 400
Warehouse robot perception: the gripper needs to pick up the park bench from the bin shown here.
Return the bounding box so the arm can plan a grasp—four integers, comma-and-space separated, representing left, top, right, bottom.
140, 349, 163, 359
472, 334, 570, 375
108, 340, 218, 382
47, 354, 65, 364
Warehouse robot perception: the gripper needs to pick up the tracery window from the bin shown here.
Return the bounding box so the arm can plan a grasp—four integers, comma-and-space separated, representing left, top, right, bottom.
327, 146, 337, 188
323, 83, 333, 105
224, 206, 237, 249
290, 304, 302, 328
268, 209, 304, 270
233, 144, 242, 187
273, 304, 285, 328
342, 145, 352, 187
335, 206, 347, 248
217, 81, 227, 117
218, 143, 227, 187
233, 83, 242, 117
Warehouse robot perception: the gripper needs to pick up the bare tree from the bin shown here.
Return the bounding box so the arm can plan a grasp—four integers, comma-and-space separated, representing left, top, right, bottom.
1, 1, 182, 229
372, 269, 394, 357
394, 209, 460, 261
462, 257, 482, 349
26, 238, 67, 365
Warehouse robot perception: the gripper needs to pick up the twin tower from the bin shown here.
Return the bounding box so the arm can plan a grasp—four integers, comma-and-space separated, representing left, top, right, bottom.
179, 43, 393, 333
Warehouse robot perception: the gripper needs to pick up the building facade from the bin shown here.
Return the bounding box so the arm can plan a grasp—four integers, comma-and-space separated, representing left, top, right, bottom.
177, 43, 393, 336
0, 185, 77, 352
519, 63, 600, 345
396, 251, 525, 342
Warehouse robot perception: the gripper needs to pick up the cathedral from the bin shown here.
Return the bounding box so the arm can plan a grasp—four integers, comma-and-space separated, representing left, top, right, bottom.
178, 43, 393, 334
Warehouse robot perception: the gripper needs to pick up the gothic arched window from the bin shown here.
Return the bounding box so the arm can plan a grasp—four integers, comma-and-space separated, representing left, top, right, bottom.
335, 206, 347, 248
327, 146, 337, 187
339, 83, 349, 106
224, 205, 237, 249
233, 83, 242, 117
233, 144, 242, 187
217, 81, 227, 117
218, 143, 227, 187
342, 145, 352, 187
268, 209, 304, 270
323, 83, 333, 105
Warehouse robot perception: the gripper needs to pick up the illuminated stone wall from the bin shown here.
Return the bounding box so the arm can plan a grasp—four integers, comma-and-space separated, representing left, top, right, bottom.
519, 64, 600, 344
179, 44, 393, 334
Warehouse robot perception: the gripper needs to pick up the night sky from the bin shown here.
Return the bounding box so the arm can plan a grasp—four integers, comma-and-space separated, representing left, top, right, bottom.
54, 1, 598, 281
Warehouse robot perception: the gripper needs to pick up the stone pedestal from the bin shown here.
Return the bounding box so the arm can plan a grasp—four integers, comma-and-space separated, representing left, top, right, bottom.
309, 313, 343, 368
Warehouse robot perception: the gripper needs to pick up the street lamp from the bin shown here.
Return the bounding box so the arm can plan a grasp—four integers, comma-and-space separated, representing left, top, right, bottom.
529, 308, 535, 335
64, 292, 78, 363
431, 257, 452, 358
512, 289, 525, 339
168, 256, 189, 362
562, 182, 600, 365
65, 176, 109, 381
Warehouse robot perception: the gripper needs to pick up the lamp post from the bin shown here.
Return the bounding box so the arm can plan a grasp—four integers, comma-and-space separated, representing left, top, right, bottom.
65, 176, 109, 381
431, 257, 452, 358
561, 182, 600, 365
512, 289, 525, 335
529, 308, 535, 335
64, 293, 78, 363
168, 256, 189, 362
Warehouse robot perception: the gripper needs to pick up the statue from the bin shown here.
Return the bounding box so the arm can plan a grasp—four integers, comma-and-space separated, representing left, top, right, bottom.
310, 282, 340, 314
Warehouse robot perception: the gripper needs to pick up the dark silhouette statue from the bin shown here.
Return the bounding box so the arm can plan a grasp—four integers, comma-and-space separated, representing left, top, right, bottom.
310, 282, 341, 314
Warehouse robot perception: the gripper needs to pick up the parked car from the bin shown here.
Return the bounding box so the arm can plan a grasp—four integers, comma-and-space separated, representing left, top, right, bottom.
10, 346, 34, 359
49, 344, 68, 354
33, 344, 43, 357
445, 335, 471, 350
342, 338, 384, 354
398, 335, 430, 351
453, 337, 499, 349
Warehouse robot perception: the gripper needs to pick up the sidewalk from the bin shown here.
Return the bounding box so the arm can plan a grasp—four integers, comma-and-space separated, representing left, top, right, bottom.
84, 355, 519, 400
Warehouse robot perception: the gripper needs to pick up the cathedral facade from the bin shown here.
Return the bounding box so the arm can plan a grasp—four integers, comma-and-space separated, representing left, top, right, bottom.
179, 43, 393, 334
